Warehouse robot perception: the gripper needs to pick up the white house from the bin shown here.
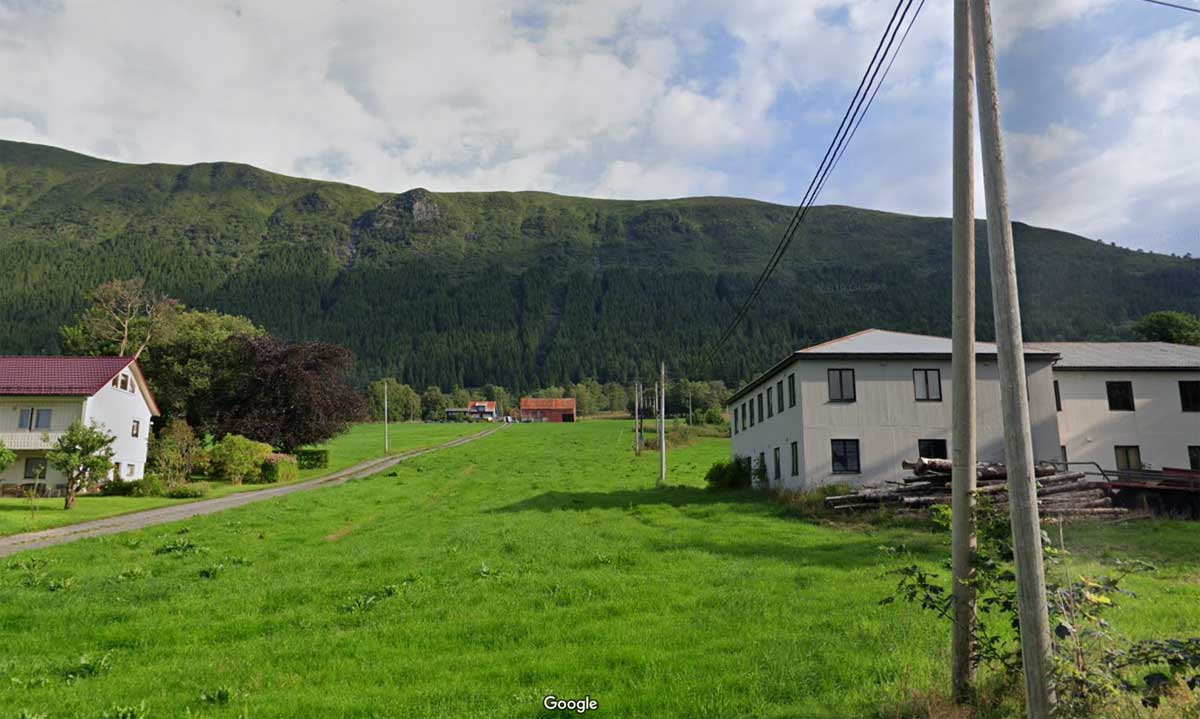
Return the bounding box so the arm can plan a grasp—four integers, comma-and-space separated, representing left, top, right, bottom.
1025, 342, 1200, 472
728, 330, 1062, 490
0, 356, 159, 496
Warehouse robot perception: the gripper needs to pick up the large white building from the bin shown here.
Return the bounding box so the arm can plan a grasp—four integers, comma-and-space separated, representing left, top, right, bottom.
728, 329, 1200, 490
0, 356, 159, 496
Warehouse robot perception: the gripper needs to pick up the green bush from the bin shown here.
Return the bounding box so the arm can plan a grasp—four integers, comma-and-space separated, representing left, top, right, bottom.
163, 482, 210, 499
704, 456, 753, 491
209, 435, 273, 484
258, 454, 299, 484
294, 449, 329, 470
101, 480, 137, 496
133, 473, 167, 497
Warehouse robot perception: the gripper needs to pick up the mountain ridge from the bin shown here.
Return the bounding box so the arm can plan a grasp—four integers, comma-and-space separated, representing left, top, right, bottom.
2, 139, 1197, 390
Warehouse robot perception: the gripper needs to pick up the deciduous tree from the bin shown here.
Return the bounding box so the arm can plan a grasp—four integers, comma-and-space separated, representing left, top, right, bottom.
60, 279, 178, 359
1132, 311, 1200, 346
47, 422, 116, 510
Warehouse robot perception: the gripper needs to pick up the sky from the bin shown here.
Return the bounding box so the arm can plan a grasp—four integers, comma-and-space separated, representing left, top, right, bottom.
1, 0, 1198, 255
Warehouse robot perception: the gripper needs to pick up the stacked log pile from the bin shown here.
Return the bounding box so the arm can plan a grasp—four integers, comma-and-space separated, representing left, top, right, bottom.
824, 457, 1129, 521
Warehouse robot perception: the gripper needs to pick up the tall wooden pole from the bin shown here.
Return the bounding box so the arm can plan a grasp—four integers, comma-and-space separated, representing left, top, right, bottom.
383, 381, 390, 453
634, 381, 641, 456
970, 1, 1056, 716
950, 0, 978, 704
658, 362, 667, 487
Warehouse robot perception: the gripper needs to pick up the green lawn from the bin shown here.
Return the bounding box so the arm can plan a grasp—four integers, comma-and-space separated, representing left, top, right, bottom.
0, 421, 1196, 718
0, 422, 484, 537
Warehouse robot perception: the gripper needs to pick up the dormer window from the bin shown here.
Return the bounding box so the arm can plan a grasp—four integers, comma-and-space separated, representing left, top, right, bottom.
119, 374, 130, 391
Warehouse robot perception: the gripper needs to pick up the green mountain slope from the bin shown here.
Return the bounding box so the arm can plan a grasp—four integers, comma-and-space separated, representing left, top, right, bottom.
2, 139, 1198, 390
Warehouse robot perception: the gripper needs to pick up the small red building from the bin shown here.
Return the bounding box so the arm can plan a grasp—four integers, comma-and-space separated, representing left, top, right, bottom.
519, 397, 576, 423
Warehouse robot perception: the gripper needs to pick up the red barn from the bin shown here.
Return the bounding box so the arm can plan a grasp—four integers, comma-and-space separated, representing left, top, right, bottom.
519, 397, 576, 423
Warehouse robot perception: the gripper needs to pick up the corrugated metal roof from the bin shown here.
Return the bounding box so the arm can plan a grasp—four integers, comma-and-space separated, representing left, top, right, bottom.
800, 329, 1002, 355
1027, 342, 1200, 370
0, 356, 133, 396
520, 397, 576, 410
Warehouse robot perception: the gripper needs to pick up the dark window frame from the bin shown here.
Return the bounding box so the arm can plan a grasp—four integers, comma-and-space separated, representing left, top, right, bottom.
831, 438, 861, 474
913, 369, 942, 402
33, 409, 52, 430
1114, 445, 1142, 471
748, 399, 755, 427
742, 402, 747, 430
18, 407, 32, 431
787, 373, 796, 408
1181, 381, 1200, 412
731, 408, 738, 435
773, 447, 781, 480
1053, 380, 1063, 412
776, 380, 785, 414
918, 438, 948, 460
827, 369, 856, 403
1106, 381, 1135, 412
1189, 446, 1200, 471
757, 393, 764, 422
790, 441, 799, 477
767, 388, 774, 418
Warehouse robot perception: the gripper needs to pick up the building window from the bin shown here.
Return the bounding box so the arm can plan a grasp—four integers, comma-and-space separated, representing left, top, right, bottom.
131, 419, 141, 438
748, 400, 755, 427
827, 369, 856, 402
1181, 381, 1200, 412
913, 369, 942, 402
773, 447, 781, 481
1053, 380, 1062, 412
126, 464, 135, 477
918, 439, 948, 460
34, 409, 52, 430
757, 393, 764, 422
1190, 446, 1200, 471
113, 462, 123, 480
742, 402, 748, 430
18, 408, 31, 430
790, 441, 799, 477
787, 373, 796, 408
758, 452, 766, 480
1106, 381, 1135, 411
1061, 445, 1068, 463
776, 381, 784, 414
831, 439, 861, 474
23, 458, 47, 481
1114, 445, 1142, 471
767, 389, 774, 418
119, 374, 130, 391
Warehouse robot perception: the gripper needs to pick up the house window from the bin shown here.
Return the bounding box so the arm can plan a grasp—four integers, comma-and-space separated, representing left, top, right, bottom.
748, 400, 755, 427
18, 408, 31, 430
757, 393, 764, 422
918, 439, 948, 460
1061, 445, 1068, 463
787, 373, 796, 408
119, 374, 129, 391
1114, 445, 1142, 471
773, 447, 781, 481
1053, 380, 1062, 412
1106, 381, 1135, 411
126, 464, 135, 477
23, 458, 47, 481
831, 439, 861, 474
742, 402, 748, 430
131, 419, 141, 438
913, 369, 942, 402
732, 409, 738, 435
1181, 381, 1200, 412
827, 369, 856, 402
767, 388, 774, 418
34, 409, 52, 430
776, 380, 784, 414
790, 441, 799, 477
113, 462, 123, 480
1190, 446, 1200, 471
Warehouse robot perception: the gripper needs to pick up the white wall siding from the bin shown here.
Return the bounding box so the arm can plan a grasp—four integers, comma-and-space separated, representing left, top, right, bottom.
85, 374, 153, 481
1055, 370, 1200, 471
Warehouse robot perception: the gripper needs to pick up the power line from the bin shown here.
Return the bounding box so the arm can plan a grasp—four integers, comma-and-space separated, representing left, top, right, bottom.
707, 0, 925, 359
1134, 0, 1200, 14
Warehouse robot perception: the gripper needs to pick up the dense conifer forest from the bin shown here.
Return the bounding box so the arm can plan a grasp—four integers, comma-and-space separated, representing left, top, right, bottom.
3, 139, 1198, 391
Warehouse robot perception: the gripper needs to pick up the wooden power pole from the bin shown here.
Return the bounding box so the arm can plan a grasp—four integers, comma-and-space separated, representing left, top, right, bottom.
970, 1, 1056, 716
383, 380, 390, 453
950, 0, 978, 704
658, 362, 667, 487
634, 381, 641, 456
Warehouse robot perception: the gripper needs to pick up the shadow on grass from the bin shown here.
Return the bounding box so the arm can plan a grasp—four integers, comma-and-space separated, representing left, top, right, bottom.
489, 485, 761, 513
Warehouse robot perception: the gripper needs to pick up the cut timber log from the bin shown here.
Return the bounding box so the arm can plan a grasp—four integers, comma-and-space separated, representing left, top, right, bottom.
902, 457, 1057, 479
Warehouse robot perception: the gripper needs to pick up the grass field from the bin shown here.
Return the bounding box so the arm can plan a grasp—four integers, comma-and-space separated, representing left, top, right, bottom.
0, 422, 483, 537
0, 421, 1196, 718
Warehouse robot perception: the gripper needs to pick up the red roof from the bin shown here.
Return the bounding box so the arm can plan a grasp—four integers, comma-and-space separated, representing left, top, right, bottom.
520, 397, 576, 411
0, 356, 139, 397
470, 401, 498, 412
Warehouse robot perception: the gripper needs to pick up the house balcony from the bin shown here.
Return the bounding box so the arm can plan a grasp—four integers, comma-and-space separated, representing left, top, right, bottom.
0, 431, 64, 451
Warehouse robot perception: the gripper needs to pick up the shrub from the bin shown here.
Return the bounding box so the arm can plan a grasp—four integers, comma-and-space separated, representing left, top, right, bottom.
258, 454, 299, 484
163, 482, 210, 499
133, 473, 167, 497
100, 480, 137, 496
704, 456, 753, 491
148, 419, 202, 486
209, 435, 272, 484
295, 449, 329, 469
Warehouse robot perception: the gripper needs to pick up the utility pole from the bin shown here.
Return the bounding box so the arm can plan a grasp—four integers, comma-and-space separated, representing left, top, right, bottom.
950, 0, 978, 704
634, 380, 641, 456
688, 387, 693, 426
658, 362, 667, 487
970, 1, 1056, 716
383, 380, 390, 453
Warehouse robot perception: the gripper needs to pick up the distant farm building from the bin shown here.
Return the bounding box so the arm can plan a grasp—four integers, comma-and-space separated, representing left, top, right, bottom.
519, 397, 576, 423
446, 401, 499, 422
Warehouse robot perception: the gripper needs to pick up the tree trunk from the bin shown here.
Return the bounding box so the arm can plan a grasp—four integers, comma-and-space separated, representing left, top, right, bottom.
64, 481, 77, 510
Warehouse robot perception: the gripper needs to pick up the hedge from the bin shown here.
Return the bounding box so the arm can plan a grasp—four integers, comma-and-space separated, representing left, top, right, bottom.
260, 453, 300, 484
295, 449, 329, 470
